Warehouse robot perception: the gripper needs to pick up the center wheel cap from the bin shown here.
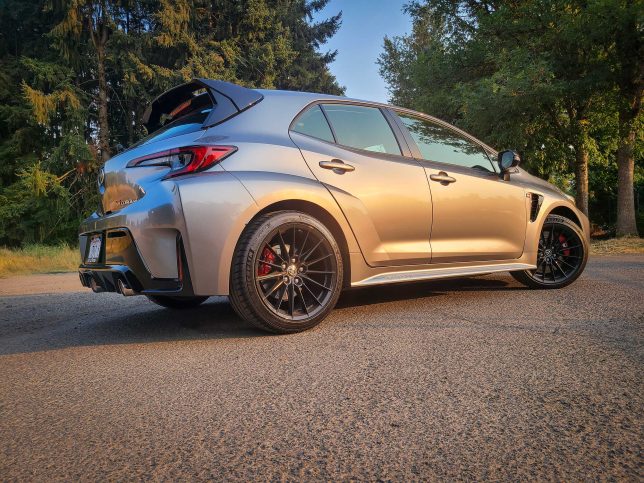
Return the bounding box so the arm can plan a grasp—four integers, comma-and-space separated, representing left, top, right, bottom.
286, 264, 298, 277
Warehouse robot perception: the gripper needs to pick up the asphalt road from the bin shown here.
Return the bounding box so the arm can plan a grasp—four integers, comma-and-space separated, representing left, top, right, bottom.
0, 255, 642, 481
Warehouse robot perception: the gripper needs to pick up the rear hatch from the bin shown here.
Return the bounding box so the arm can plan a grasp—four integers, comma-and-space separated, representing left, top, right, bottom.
99, 79, 263, 214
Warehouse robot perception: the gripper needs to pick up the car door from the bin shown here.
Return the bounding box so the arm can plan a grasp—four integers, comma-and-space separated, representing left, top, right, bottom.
289, 102, 432, 267
393, 111, 527, 263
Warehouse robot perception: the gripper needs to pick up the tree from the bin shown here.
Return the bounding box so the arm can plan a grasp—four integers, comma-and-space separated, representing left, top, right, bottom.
50, 0, 120, 161
608, 1, 641, 236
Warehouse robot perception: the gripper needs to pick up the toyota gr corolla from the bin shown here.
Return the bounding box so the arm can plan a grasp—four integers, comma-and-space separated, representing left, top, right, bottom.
79, 79, 589, 333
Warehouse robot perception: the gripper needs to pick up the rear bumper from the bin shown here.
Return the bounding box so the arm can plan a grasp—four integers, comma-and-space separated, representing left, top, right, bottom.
78, 228, 195, 296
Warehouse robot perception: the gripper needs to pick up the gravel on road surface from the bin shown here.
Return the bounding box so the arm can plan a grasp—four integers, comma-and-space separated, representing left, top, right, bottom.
0, 255, 642, 481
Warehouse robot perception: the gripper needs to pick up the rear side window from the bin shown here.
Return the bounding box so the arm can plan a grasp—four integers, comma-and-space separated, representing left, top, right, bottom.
398, 114, 494, 172
321, 104, 401, 155
291, 105, 334, 142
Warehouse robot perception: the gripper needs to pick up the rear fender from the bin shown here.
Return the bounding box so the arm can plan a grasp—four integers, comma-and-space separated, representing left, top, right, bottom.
178, 171, 360, 295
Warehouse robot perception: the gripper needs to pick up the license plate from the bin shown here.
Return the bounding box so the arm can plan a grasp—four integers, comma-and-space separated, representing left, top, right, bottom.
86, 234, 102, 264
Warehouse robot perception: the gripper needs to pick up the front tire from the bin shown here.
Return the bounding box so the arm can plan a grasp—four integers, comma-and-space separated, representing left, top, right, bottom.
229, 210, 344, 334
511, 214, 588, 289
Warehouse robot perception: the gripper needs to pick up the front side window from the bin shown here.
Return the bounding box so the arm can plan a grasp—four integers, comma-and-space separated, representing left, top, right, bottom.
321, 104, 401, 155
398, 114, 494, 172
291, 105, 335, 143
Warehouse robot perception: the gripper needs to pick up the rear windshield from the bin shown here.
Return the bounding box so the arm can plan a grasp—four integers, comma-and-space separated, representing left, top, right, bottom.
134, 91, 213, 147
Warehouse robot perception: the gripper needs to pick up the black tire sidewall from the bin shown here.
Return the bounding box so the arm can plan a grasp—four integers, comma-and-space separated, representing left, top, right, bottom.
231, 211, 344, 333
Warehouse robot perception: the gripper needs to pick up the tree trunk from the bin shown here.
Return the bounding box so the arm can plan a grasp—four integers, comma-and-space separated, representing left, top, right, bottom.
96, 41, 111, 162
616, 117, 639, 236
574, 141, 589, 217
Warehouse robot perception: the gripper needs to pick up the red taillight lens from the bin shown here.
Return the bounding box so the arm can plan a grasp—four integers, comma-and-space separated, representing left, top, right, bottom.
127, 145, 237, 179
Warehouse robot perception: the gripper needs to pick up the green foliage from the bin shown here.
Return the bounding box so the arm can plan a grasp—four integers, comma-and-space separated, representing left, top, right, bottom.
0, 0, 343, 246
0, 164, 76, 246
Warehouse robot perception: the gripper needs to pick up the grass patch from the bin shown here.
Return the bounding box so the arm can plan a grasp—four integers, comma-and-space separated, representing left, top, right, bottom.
591, 236, 644, 255
0, 244, 79, 278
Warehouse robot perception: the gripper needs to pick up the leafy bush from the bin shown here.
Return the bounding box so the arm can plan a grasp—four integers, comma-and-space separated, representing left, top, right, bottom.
0, 164, 77, 246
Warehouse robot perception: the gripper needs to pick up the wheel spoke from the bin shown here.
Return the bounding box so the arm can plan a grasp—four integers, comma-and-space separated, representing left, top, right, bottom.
302, 274, 332, 291
553, 260, 567, 278
276, 284, 287, 310
302, 239, 323, 262
261, 261, 284, 270
306, 253, 332, 266
277, 230, 290, 261
306, 270, 335, 275
257, 272, 285, 282
288, 283, 295, 317
264, 278, 284, 299
296, 285, 309, 315
559, 258, 577, 270
302, 281, 323, 307
291, 224, 297, 257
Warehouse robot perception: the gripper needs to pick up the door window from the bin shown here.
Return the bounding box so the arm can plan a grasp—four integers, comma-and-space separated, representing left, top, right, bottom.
398, 114, 494, 172
291, 105, 335, 143
322, 104, 401, 155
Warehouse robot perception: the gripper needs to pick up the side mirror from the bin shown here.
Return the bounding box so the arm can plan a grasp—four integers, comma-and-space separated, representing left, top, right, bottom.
497, 150, 521, 180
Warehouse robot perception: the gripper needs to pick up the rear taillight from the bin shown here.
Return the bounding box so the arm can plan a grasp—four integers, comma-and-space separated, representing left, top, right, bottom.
126, 145, 237, 179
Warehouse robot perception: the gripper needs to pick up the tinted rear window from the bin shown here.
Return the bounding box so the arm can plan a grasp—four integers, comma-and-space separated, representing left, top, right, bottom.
321, 104, 401, 155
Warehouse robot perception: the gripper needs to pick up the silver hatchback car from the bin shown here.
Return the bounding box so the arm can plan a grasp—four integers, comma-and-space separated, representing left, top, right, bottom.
79, 79, 589, 333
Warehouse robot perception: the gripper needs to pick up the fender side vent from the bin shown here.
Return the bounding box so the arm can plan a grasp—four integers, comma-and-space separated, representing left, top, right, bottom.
530, 193, 544, 222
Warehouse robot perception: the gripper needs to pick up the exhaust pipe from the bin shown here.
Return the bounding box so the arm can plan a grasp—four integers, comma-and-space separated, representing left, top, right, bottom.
117, 279, 136, 297
90, 278, 104, 293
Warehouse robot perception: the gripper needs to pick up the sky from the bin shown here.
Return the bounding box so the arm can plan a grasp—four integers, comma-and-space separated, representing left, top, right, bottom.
311, 0, 412, 103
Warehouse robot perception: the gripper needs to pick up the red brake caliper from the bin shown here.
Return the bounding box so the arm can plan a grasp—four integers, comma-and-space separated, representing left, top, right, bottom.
559, 234, 570, 257
258, 246, 275, 276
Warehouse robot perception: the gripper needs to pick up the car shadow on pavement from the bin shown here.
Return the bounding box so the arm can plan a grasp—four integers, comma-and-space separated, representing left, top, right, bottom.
337, 275, 521, 308
0, 275, 521, 355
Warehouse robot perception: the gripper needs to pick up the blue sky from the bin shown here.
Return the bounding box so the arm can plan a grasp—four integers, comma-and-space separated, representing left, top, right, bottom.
311, 0, 412, 103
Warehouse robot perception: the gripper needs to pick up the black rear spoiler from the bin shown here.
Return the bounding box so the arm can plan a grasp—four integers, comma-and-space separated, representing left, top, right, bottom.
142, 78, 264, 133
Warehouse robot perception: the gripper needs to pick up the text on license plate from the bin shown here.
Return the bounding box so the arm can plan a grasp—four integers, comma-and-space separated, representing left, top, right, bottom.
86, 235, 102, 263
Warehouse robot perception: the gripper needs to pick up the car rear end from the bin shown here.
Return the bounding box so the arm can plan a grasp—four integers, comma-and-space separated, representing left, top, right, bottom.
78, 79, 262, 297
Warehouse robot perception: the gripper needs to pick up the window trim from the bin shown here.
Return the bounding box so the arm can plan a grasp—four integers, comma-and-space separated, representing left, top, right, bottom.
388, 108, 498, 174
289, 100, 413, 158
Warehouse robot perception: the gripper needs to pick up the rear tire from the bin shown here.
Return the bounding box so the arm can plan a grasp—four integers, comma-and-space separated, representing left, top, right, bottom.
146, 295, 209, 309
511, 214, 588, 289
229, 210, 344, 334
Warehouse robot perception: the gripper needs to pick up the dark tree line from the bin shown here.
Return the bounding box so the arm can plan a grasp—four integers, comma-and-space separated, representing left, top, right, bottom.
0, 0, 343, 245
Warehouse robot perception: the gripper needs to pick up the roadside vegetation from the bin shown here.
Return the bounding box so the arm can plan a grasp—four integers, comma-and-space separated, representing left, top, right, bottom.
590, 237, 644, 255
0, 244, 78, 278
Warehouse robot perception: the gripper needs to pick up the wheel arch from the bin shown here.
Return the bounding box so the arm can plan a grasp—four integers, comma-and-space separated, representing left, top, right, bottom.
547, 205, 582, 229
253, 199, 352, 288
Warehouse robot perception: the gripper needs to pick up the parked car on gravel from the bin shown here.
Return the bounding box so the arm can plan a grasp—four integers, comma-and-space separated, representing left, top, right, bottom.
79, 79, 589, 333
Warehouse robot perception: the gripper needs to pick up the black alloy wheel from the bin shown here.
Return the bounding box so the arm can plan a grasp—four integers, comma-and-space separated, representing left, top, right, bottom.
230, 211, 343, 333
511, 214, 588, 289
